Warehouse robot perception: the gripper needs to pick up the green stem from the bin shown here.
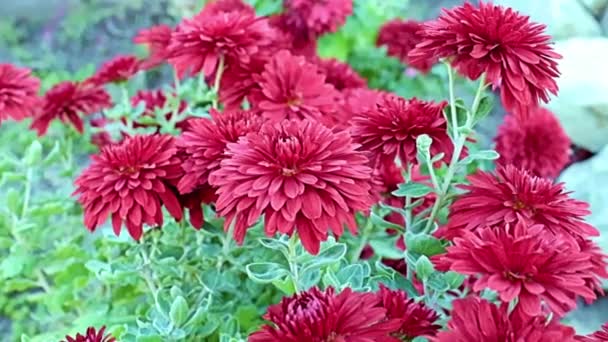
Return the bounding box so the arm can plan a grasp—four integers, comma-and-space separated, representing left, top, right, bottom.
287, 234, 300, 293
445, 62, 459, 139
351, 217, 373, 263
403, 163, 413, 230
470, 73, 487, 116
211, 55, 225, 109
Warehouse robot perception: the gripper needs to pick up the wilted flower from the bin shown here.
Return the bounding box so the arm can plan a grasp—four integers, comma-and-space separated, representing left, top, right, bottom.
133, 24, 173, 69
0, 63, 40, 123
377, 19, 436, 73
62, 326, 115, 342
283, 0, 353, 39
87, 55, 141, 85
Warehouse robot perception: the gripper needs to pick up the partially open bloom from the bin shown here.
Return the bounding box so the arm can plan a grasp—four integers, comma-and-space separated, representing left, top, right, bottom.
434, 296, 577, 342
495, 108, 570, 179
134, 24, 173, 69
350, 94, 451, 166
88, 55, 141, 86
250, 286, 401, 342
31, 81, 111, 135
577, 323, 608, 341
210, 120, 373, 254
73, 135, 184, 240
378, 285, 440, 339
283, 0, 353, 39
377, 19, 436, 73
0, 63, 40, 123
62, 326, 115, 342
409, 1, 561, 117
315, 58, 367, 91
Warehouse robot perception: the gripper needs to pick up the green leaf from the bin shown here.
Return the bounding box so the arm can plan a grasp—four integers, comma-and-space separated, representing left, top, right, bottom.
394, 273, 420, 297
169, 296, 189, 327
272, 277, 296, 295
336, 264, 365, 289
426, 272, 450, 293
301, 243, 347, 272
369, 211, 404, 231
392, 182, 434, 198
405, 232, 446, 256
1, 253, 26, 278
299, 268, 321, 290
246, 262, 290, 283
6, 188, 21, 214
369, 236, 404, 259
459, 150, 500, 165
444, 271, 466, 289
472, 95, 493, 123
23, 140, 42, 166
42, 141, 61, 166
416, 134, 433, 164
258, 237, 289, 254
415, 256, 435, 281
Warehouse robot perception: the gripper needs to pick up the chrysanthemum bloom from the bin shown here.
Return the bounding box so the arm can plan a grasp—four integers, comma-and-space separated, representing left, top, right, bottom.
251, 50, 339, 126
442, 164, 598, 240
130, 89, 188, 129
434, 296, 577, 342
378, 284, 440, 339
495, 108, 570, 179
315, 58, 367, 91
377, 19, 436, 73
441, 223, 604, 317
351, 94, 451, 166
177, 109, 264, 194
168, 9, 274, 78
133, 24, 173, 69
577, 323, 608, 342
268, 14, 317, 58
73, 135, 185, 240
201, 0, 255, 16
87, 55, 141, 86
283, 0, 353, 39
250, 286, 401, 341
31, 81, 111, 136
0, 64, 40, 123
62, 326, 115, 342
219, 55, 268, 110
210, 119, 373, 254
409, 1, 561, 117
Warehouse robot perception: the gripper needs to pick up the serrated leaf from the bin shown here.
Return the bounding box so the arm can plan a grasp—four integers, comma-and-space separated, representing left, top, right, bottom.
169, 296, 189, 327
415, 255, 435, 281
472, 95, 493, 123
392, 182, 434, 198
258, 237, 289, 254
444, 271, 466, 289
336, 264, 365, 289
369, 236, 404, 259
301, 243, 346, 272
426, 272, 450, 293
405, 232, 446, 256
246, 262, 289, 283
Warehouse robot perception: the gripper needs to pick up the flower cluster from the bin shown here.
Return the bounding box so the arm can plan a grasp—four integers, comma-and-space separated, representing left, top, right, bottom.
62, 326, 115, 342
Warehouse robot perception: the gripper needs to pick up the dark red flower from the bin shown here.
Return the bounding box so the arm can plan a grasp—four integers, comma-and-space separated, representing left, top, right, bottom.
168, 9, 274, 78
315, 58, 367, 91
441, 222, 605, 317
0, 63, 40, 123
409, 1, 561, 117
350, 94, 451, 166
283, 0, 353, 39
377, 19, 436, 73
209, 119, 373, 254
442, 165, 598, 241
177, 109, 264, 194
378, 284, 440, 339
251, 50, 339, 126
90, 117, 115, 148
250, 286, 401, 342
337, 88, 388, 128
73, 135, 185, 240
219, 55, 268, 110
31, 81, 111, 136
130, 89, 188, 129
88, 55, 141, 86
133, 24, 173, 69
268, 14, 317, 58
62, 326, 115, 342
434, 296, 577, 342
577, 323, 608, 342
201, 0, 255, 16
495, 108, 570, 179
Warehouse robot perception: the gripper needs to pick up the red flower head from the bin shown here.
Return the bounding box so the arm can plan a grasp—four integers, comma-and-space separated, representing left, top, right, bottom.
350, 94, 451, 166
31, 81, 111, 136
377, 19, 436, 73
495, 108, 570, 179
409, 1, 561, 117
177, 109, 264, 195
168, 9, 274, 78
315, 58, 367, 91
268, 14, 318, 58
441, 222, 605, 317
133, 24, 173, 69
434, 296, 577, 342
251, 50, 340, 126
210, 119, 373, 254
219, 54, 268, 110
442, 165, 598, 241
250, 286, 402, 342
283, 0, 353, 39
201, 0, 255, 16
577, 323, 608, 342
378, 284, 440, 339
88, 55, 141, 86
130, 89, 188, 129
62, 326, 115, 342
0, 63, 40, 123
73, 135, 185, 240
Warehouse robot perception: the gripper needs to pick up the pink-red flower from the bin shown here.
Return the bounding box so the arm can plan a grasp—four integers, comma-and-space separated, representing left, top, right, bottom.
377, 19, 436, 73
0, 63, 40, 123
495, 108, 570, 179
350, 94, 451, 166
31, 81, 111, 135
88, 55, 141, 86
251, 50, 339, 126
577, 323, 608, 342
62, 326, 115, 342
210, 119, 373, 254
201, 0, 255, 16
440, 222, 605, 317
250, 286, 401, 342
133, 24, 173, 69
442, 165, 598, 240
73, 135, 185, 240
283, 0, 353, 39
434, 296, 577, 342
409, 1, 561, 117
219, 55, 267, 110
315, 58, 367, 91
268, 14, 317, 58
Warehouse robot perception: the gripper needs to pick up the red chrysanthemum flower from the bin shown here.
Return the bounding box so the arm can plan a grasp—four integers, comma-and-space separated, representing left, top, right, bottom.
130, 89, 188, 129
442, 164, 598, 240
62, 326, 115, 342
0, 63, 40, 123
168, 9, 274, 78
283, 0, 353, 39
219, 55, 267, 110
409, 1, 561, 117
377, 19, 436, 73
315, 58, 367, 91
88, 55, 141, 86
201, 0, 255, 16
268, 14, 317, 58
577, 323, 608, 342
251, 50, 339, 126
73, 134, 185, 240
31, 81, 111, 136
495, 108, 570, 179
378, 284, 440, 339
250, 286, 401, 342
133, 24, 173, 69
434, 296, 577, 342
177, 109, 264, 194
441, 222, 604, 317
350, 94, 451, 166
210, 119, 373, 254
337, 88, 388, 128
